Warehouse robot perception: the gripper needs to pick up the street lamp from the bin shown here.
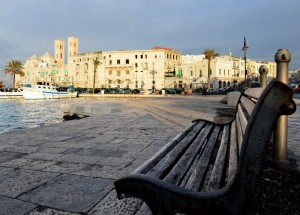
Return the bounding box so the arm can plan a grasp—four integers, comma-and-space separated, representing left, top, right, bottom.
135, 70, 138, 89
151, 63, 157, 93
242, 36, 249, 80
141, 70, 144, 90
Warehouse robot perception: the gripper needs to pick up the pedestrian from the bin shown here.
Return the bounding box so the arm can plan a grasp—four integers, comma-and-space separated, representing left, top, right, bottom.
202, 88, 207, 97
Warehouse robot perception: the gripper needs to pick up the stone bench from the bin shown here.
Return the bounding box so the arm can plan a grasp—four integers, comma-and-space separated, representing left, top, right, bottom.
114, 80, 296, 215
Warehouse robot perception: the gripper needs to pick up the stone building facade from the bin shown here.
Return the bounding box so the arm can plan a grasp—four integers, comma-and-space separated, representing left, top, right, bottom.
17, 36, 277, 91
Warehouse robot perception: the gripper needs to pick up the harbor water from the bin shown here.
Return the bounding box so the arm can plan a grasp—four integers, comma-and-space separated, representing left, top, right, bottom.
0, 98, 98, 134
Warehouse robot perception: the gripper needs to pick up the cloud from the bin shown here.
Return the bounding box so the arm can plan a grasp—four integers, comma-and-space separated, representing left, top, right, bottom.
0, 0, 299, 73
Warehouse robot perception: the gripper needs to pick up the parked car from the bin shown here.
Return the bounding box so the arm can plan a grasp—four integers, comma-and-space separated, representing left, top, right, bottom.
131, 89, 140, 94
173, 88, 183, 94
208, 89, 215, 95
218, 88, 225, 95
224, 86, 234, 94
100, 88, 109, 93
107, 88, 121, 94
82, 88, 94, 93
119, 88, 131, 94
167, 88, 177, 94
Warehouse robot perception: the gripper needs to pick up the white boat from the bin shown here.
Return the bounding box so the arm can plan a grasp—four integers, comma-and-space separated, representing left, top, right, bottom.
21, 82, 78, 100
0, 89, 23, 99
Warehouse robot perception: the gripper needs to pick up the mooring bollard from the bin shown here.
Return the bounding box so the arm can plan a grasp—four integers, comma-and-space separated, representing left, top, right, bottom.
271, 49, 291, 169
259, 65, 269, 87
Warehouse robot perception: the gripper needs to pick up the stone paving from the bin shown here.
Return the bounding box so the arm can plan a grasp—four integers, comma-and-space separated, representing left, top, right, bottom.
0, 94, 299, 215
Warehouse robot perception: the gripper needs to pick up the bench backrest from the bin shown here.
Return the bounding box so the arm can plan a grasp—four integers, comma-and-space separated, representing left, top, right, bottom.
132, 80, 296, 195
228, 80, 296, 194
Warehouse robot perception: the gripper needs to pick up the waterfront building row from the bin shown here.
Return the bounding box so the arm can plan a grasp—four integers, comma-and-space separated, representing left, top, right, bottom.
16, 36, 278, 91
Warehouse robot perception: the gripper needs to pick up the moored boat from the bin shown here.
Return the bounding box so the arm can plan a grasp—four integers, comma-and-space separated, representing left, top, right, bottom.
21, 82, 77, 100
0, 89, 23, 99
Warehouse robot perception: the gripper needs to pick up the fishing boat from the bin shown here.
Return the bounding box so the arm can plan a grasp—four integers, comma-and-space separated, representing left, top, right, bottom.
0, 89, 23, 99
21, 82, 77, 100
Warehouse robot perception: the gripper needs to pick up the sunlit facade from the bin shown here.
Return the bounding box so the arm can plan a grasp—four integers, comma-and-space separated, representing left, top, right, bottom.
16, 37, 277, 91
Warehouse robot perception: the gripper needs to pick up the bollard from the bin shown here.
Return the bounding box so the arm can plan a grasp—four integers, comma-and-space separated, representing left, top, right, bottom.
271, 49, 291, 169
259, 65, 269, 87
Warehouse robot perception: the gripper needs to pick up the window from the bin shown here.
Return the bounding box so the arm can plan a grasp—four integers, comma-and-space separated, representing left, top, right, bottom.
135, 63, 138, 68
219, 69, 221, 75
126, 59, 129, 64
190, 71, 193, 76
117, 71, 121, 76
135, 55, 138, 59
145, 54, 147, 59
141, 55, 143, 59
228, 70, 230, 76
109, 60, 112, 65
117, 59, 120, 64
126, 70, 130, 75
155, 55, 157, 59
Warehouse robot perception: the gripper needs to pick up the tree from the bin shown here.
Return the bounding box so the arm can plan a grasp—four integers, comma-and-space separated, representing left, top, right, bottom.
202, 49, 219, 90
92, 59, 100, 93
3, 60, 25, 88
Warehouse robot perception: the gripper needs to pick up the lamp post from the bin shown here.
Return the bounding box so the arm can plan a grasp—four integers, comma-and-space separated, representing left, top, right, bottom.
151, 63, 157, 93
141, 71, 144, 90
135, 71, 138, 89
242, 36, 249, 80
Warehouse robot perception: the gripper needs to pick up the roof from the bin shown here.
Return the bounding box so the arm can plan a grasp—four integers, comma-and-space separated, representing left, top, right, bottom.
41, 52, 54, 59
29, 55, 41, 61
152, 46, 174, 51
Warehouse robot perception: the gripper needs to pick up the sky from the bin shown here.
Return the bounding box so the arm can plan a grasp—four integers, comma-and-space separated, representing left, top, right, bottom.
1, 0, 299, 87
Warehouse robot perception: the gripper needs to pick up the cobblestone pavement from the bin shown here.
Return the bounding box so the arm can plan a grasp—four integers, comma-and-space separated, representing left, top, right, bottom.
0, 94, 299, 215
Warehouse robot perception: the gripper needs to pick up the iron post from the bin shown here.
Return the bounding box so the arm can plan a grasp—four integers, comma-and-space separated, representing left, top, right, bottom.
271, 48, 291, 169
135, 71, 138, 89
259, 65, 269, 87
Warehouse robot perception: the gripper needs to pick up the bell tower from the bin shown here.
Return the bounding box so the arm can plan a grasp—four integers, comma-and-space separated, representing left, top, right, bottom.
68, 37, 78, 56
54, 40, 65, 66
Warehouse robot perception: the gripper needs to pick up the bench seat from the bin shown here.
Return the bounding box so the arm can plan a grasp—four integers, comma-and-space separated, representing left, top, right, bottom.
115, 80, 296, 215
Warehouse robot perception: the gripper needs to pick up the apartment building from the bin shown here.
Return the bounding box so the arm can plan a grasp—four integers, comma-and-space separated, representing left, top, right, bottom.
17, 37, 276, 91
18, 37, 181, 90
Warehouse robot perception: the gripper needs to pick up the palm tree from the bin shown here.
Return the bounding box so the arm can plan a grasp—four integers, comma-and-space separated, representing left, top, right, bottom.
92, 59, 100, 93
202, 49, 219, 90
3, 60, 25, 89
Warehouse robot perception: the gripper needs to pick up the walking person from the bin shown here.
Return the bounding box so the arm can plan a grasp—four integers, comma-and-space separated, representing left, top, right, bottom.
202, 88, 207, 97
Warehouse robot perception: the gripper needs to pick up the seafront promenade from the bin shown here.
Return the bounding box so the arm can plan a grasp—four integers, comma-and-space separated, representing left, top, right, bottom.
0, 94, 299, 215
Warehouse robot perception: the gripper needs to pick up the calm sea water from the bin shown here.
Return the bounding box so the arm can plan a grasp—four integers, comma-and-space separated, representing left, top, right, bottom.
0, 98, 87, 134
